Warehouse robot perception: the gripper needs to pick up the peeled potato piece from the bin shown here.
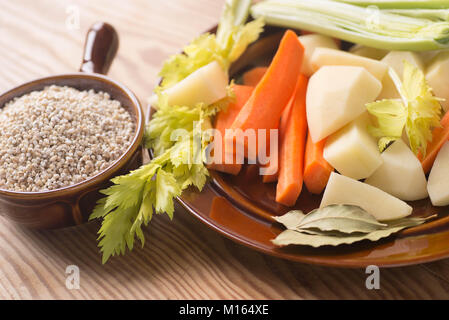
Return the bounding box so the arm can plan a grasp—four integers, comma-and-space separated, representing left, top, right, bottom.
426, 51, 449, 112
297, 34, 338, 77
306, 65, 382, 143
323, 113, 383, 180
310, 47, 388, 81
377, 51, 424, 100
149, 61, 228, 108
427, 141, 449, 206
365, 140, 428, 201
321, 172, 413, 221
349, 44, 388, 60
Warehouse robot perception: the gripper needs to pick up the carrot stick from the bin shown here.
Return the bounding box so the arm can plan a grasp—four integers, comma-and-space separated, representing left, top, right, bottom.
261, 158, 278, 183
227, 30, 304, 160
261, 100, 293, 183
242, 67, 268, 86
420, 111, 449, 174
207, 85, 254, 175
303, 133, 334, 194
276, 75, 308, 206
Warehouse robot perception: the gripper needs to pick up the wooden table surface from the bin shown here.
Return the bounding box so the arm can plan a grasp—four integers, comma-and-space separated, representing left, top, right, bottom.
1, 0, 449, 300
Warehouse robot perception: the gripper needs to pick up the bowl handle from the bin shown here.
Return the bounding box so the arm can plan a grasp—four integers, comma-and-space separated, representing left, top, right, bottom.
79, 22, 119, 75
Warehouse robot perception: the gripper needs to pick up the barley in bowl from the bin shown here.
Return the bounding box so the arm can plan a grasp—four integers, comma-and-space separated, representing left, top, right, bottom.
0, 85, 135, 192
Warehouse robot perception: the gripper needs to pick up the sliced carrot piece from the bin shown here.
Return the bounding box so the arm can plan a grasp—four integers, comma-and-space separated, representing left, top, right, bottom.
227, 30, 304, 160
420, 111, 449, 174
261, 100, 293, 183
303, 133, 334, 194
261, 157, 278, 183
276, 75, 308, 206
242, 67, 268, 86
207, 85, 254, 175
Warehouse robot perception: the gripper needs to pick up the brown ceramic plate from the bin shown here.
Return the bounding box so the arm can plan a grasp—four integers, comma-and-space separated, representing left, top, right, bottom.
151, 26, 449, 268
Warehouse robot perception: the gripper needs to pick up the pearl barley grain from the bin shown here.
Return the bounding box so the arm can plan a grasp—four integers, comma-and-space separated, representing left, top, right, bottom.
0, 85, 135, 192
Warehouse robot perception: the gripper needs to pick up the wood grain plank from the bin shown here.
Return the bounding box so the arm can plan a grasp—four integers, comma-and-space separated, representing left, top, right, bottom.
0, 0, 448, 300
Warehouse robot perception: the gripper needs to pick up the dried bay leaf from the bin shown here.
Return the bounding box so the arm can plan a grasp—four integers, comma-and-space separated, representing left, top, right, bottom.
296, 205, 387, 234
272, 226, 406, 247
272, 205, 437, 248
385, 215, 437, 228
273, 210, 305, 230
275, 204, 386, 234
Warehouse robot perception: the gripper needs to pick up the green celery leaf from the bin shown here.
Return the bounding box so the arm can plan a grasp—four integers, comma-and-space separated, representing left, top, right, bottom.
224, 18, 265, 65
90, 102, 221, 263
97, 204, 141, 264
90, 1, 264, 263
154, 169, 182, 220
159, 34, 226, 90
158, 5, 263, 91
402, 61, 442, 156
367, 61, 442, 155
366, 100, 407, 136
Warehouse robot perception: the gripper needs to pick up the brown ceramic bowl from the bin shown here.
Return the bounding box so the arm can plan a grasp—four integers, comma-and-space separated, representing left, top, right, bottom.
149, 25, 449, 268
0, 22, 144, 229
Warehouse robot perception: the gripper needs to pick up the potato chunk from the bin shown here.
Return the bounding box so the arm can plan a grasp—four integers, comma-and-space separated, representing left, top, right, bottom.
323, 113, 383, 180
426, 51, 449, 112
297, 34, 338, 77
427, 141, 449, 206
377, 51, 424, 100
349, 44, 388, 60
306, 66, 382, 142
321, 172, 413, 221
150, 61, 228, 108
365, 140, 428, 201
310, 47, 388, 81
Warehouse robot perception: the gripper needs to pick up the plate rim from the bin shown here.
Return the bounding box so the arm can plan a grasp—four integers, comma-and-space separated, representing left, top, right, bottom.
176, 185, 449, 268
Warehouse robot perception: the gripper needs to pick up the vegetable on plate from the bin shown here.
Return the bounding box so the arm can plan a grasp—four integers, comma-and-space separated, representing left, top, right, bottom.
227, 29, 304, 162
367, 61, 442, 156
303, 133, 334, 195
306, 65, 382, 142
323, 113, 383, 180
349, 44, 388, 60
426, 51, 449, 112
419, 110, 449, 173
377, 51, 424, 100
251, 0, 449, 51
310, 47, 388, 81
276, 74, 308, 206
272, 204, 435, 248
321, 172, 413, 221
364, 139, 428, 201
261, 94, 293, 183
427, 141, 449, 206
297, 34, 339, 77
207, 84, 254, 175
332, 0, 449, 9
242, 67, 267, 86
153, 60, 229, 108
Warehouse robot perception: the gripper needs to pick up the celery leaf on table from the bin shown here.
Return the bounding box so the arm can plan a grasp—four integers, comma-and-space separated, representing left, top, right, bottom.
90, 104, 214, 263
89, 0, 264, 263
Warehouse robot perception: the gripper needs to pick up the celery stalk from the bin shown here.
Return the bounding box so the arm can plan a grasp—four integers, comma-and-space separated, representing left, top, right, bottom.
216, 0, 252, 45
385, 9, 449, 21
333, 0, 449, 9
251, 0, 449, 51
